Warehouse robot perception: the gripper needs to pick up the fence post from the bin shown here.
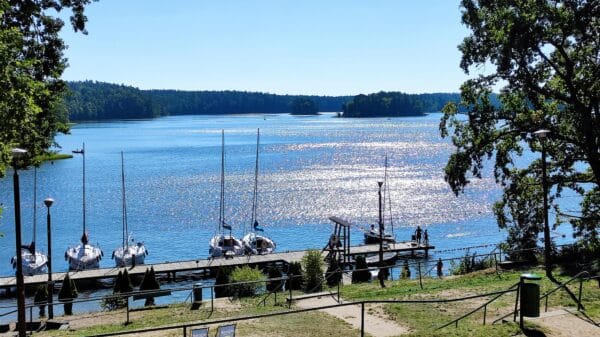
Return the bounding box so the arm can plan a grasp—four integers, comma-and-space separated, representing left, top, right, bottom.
513, 283, 520, 322
418, 262, 423, 290
483, 304, 487, 325
183, 326, 186, 337
126, 296, 130, 325
577, 278, 583, 311
360, 302, 365, 337
211, 286, 214, 312
289, 277, 293, 309
545, 294, 548, 312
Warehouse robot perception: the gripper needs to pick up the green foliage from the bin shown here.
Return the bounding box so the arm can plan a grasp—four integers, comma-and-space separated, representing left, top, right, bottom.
58, 273, 78, 302
113, 269, 134, 293
450, 251, 494, 276
64, 81, 352, 120
440, 0, 600, 250
285, 261, 303, 291
34, 284, 48, 305
139, 267, 160, 291
342, 91, 447, 117
0, 0, 92, 177
139, 267, 160, 306
352, 256, 371, 283
325, 258, 342, 287
290, 97, 318, 115
301, 250, 324, 293
266, 266, 283, 292
229, 265, 266, 297
214, 266, 233, 298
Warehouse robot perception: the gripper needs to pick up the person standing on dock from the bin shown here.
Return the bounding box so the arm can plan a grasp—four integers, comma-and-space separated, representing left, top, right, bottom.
424, 229, 429, 246
415, 226, 422, 245
437, 258, 443, 278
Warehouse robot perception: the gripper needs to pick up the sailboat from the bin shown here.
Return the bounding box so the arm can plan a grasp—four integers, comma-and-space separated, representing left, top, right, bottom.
209, 130, 244, 258
364, 155, 396, 244
112, 152, 147, 267
242, 129, 276, 255
11, 167, 48, 276
65, 143, 104, 271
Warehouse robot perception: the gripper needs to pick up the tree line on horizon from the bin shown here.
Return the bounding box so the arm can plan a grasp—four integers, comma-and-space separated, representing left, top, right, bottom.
63, 81, 466, 121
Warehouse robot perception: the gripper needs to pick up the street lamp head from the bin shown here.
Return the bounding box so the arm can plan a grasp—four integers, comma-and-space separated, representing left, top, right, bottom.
44, 198, 54, 208
377, 181, 383, 187
11, 148, 27, 158
533, 129, 550, 139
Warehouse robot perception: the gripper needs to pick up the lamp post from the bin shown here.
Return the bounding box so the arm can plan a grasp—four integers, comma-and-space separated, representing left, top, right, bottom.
533, 129, 552, 277
11, 148, 27, 337
44, 198, 55, 319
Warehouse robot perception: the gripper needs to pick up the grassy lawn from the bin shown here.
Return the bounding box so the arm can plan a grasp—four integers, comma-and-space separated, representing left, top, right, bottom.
341, 268, 600, 337
34, 268, 599, 336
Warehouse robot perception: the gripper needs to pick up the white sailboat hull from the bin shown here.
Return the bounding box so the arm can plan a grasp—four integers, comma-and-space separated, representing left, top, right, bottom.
65, 243, 103, 271
242, 233, 276, 255
209, 234, 244, 258
113, 243, 147, 267
12, 249, 48, 276
364, 227, 396, 244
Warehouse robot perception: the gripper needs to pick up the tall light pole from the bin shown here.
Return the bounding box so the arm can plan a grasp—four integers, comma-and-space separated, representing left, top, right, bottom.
44, 198, 55, 319
11, 148, 27, 337
534, 129, 552, 277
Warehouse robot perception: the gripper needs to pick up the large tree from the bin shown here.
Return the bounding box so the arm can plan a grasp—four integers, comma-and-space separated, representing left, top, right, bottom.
0, 0, 93, 175
440, 0, 599, 279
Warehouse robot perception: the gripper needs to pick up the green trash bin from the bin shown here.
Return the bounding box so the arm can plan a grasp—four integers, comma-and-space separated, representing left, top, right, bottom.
520, 273, 541, 318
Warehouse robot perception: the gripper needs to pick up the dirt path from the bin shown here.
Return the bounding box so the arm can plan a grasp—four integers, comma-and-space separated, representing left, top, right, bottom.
294, 294, 409, 337
529, 309, 600, 337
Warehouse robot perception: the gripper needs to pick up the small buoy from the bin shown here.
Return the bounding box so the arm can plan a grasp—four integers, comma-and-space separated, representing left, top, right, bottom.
111, 251, 115, 259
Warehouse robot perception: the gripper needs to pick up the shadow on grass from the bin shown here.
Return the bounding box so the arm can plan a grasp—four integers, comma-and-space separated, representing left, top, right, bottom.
522, 327, 547, 337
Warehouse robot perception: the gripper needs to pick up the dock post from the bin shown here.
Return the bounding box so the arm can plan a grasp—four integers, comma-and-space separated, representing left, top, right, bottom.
425, 248, 429, 258
418, 262, 423, 289
132, 254, 136, 268
360, 302, 365, 337
289, 277, 293, 309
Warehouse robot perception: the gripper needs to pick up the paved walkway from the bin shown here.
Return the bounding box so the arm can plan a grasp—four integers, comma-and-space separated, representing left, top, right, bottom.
294, 294, 409, 337
528, 308, 600, 337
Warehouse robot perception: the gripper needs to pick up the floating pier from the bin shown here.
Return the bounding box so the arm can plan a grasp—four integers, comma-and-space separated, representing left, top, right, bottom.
0, 241, 433, 289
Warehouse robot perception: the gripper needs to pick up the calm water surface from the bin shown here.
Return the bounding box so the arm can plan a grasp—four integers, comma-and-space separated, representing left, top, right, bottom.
0, 113, 574, 279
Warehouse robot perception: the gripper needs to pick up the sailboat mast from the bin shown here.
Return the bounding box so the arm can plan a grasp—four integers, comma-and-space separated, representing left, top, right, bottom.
33, 167, 37, 246
251, 129, 260, 231
384, 154, 394, 236
121, 152, 128, 250
219, 130, 226, 234
82, 143, 86, 234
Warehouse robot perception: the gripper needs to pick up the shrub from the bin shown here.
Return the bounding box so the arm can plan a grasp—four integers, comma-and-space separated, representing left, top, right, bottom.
139, 267, 160, 306
34, 284, 48, 317
58, 274, 78, 315
302, 250, 324, 293
325, 258, 342, 287
285, 262, 303, 291
230, 266, 266, 297
266, 266, 283, 292
450, 251, 494, 275
214, 266, 233, 298
352, 256, 371, 283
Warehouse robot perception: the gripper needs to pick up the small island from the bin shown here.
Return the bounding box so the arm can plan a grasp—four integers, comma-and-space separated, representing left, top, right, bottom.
290, 97, 319, 115
342, 91, 425, 118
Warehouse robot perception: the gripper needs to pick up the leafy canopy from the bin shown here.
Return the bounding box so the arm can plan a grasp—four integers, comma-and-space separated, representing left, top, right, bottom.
0, 0, 93, 175
440, 0, 600, 249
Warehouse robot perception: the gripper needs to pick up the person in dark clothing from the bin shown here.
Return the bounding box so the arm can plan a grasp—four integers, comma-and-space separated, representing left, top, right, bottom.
415, 226, 422, 245
436, 258, 443, 278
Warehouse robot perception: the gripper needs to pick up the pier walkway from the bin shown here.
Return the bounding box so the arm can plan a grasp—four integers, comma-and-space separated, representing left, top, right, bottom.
0, 242, 433, 289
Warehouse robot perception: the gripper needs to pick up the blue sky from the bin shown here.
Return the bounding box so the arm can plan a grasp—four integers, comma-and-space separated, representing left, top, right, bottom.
60, 0, 472, 95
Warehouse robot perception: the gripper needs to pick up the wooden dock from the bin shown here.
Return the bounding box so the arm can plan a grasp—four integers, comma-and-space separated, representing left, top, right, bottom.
0, 242, 433, 289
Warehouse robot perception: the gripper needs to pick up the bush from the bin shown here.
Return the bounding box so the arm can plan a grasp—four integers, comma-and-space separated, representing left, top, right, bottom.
285, 262, 303, 291
266, 266, 283, 292
352, 256, 371, 283
302, 250, 324, 293
34, 284, 48, 317
139, 267, 160, 306
230, 266, 266, 297
325, 258, 342, 287
102, 269, 133, 311
555, 243, 600, 275
58, 274, 78, 315
450, 251, 494, 275
214, 266, 233, 298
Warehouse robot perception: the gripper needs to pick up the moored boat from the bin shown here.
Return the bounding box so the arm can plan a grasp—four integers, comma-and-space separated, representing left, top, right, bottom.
65, 143, 103, 271
209, 130, 244, 258
112, 152, 147, 267
242, 129, 276, 255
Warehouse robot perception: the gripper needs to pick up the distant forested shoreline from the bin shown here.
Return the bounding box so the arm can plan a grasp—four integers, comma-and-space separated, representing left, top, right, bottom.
63, 81, 467, 121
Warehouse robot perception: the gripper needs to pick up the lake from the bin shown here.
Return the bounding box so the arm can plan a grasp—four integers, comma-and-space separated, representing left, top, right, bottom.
0, 113, 573, 278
